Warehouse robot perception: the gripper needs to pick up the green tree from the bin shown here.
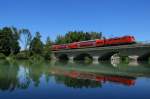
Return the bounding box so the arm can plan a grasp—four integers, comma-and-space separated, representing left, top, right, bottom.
29, 32, 44, 55
55, 35, 67, 44
10, 27, 21, 55
90, 32, 102, 40
44, 37, 52, 60
0, 27, 20, 56
55, 31, 103, 44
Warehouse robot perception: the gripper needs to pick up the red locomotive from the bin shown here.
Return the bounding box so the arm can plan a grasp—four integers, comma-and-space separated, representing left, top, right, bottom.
105, 36, 135, 46
52, 35, 135, 51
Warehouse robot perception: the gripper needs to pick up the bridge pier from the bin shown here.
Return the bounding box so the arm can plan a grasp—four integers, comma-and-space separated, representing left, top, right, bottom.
129, 55, 139, 61
93, 56, 99, 64
128, 60, 139, 66
51, 53, 58, 60
111, 54, 120, 61
69, 56, 74, 63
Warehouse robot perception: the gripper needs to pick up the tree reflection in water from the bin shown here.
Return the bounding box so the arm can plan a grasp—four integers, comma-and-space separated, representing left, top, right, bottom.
55, 75, 101, 88
17, 66, 30, 89
0, 60, 49, 91
0, 60, 19, 91
0, 60, 150, 92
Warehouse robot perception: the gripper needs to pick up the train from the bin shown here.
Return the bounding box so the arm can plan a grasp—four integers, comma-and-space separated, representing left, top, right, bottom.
52, 35, 135, 51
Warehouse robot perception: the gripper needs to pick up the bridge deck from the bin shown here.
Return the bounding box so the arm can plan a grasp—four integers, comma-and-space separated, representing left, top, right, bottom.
52, 43, 150, 53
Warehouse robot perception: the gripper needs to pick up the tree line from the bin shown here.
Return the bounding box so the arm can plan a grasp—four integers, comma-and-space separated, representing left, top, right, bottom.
0, 27, 52, 60
55, 31, 102, 44
0, 26, 103, 60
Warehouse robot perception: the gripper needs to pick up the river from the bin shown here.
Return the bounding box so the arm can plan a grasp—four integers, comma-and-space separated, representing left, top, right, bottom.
0, 59, 150, 99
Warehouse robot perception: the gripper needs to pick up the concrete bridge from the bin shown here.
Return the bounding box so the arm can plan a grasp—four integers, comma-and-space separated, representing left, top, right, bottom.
52, 43, 150, 63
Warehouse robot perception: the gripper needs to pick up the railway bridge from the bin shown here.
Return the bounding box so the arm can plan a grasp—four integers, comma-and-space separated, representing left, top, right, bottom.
52, 43, 150, 63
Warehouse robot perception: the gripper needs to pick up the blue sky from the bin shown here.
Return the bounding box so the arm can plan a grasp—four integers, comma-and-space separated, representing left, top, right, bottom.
0, 0, 150, 44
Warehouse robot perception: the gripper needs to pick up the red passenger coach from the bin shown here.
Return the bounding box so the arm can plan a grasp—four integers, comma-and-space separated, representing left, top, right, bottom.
68, 42, 78, 49
52, 44, 68, 51
68, 39, 104, 49
78, 40, 96, 48
95, 39, 105, 46
59, 44, 68, 49
52, 45, 59, 51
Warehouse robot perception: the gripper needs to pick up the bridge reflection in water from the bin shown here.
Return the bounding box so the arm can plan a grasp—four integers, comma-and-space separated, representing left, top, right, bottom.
50, 61, 150, 88
0, 60, 150, 92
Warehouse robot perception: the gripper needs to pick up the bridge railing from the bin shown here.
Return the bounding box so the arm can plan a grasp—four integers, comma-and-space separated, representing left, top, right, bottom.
136, 41, 150, 44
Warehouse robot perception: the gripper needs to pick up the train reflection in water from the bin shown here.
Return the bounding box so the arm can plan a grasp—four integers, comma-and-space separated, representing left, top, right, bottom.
50, 68, 135, 87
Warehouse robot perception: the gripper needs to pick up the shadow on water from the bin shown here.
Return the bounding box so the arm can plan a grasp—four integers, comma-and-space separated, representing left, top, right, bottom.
0, 59, 150, 91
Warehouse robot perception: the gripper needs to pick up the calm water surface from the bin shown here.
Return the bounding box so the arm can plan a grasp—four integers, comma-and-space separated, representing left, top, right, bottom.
0, 60, 150, 99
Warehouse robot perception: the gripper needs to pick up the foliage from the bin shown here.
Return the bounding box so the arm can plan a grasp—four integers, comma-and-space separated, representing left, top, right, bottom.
43, 37, 52, 60
0, 53, 6, 59
55, 31, 102, 44
15, 51, 30, 59
120, 56, 129, 64
29, 54, 45, 64
29, 32, 44, 55
0, 27, 20, 56
55, 75, 101, 88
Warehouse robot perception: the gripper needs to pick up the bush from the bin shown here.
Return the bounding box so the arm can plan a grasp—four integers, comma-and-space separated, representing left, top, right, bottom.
16, 52, 29, 59
120, 56, 129, 64
44, 52, 51, 60
0, 53, 6, 59
29, 54, 44, 63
